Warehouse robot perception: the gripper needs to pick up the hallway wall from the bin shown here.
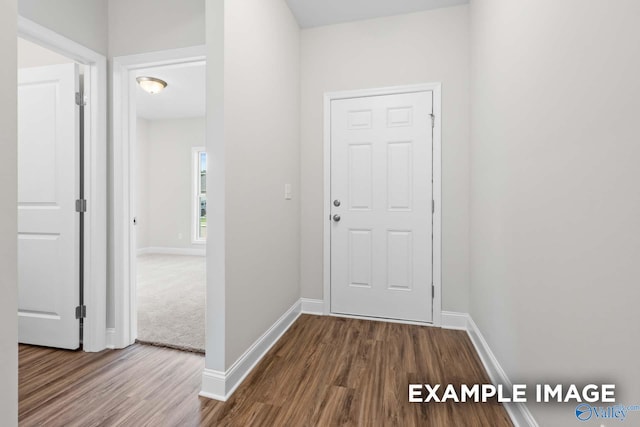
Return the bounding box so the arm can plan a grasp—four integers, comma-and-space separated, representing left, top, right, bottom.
0, 1, 18, 425
469, 1, 640, 425
108, 0, 204, 57
221, 0, 301, 368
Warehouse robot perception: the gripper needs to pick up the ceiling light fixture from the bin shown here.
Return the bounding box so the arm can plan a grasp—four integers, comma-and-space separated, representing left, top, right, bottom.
136, 76, 168, 94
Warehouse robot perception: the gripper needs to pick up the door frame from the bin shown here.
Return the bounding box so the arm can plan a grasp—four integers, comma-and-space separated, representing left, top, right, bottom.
323, 83, 442, 326
112, 46, 206, 349
17, 17, 108, 351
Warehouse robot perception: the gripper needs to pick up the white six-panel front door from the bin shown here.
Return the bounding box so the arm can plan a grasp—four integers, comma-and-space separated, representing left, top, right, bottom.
330, 91, 433, 323
18, 63, 80, 349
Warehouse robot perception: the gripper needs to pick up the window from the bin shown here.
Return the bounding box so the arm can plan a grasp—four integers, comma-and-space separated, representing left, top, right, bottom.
193, 147, 207, 243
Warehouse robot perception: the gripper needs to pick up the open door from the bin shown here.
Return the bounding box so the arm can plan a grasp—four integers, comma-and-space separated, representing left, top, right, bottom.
18, 63, 81, 350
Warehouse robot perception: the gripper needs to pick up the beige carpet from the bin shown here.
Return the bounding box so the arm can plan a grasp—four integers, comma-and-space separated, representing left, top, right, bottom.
136, 254, 205, 352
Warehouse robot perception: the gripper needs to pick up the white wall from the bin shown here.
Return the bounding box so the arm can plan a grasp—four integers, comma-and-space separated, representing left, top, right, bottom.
204, 0, 225, 371
18, 0, 108, 55
18, 38, 73, 68
136, 117, 206, 251
300, 6, 470, 312
0, 0, 18, 425
469, 1, 640, 425
108, 0, 205, 57
222, 0, 301, 366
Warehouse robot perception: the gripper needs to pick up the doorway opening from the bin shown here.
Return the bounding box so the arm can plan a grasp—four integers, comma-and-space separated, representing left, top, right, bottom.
111, 46, 207, 352
133, 63, 207, 352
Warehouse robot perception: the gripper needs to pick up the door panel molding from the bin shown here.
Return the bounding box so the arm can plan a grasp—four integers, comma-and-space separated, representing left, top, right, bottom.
323, 83, 442, 326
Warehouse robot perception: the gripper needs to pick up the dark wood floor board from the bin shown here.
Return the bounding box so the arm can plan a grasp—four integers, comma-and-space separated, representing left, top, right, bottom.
20, 314, 512, 426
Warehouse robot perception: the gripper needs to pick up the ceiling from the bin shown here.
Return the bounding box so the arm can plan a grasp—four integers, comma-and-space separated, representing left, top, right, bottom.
285, 0, 469, 28
135, 62, 205, 121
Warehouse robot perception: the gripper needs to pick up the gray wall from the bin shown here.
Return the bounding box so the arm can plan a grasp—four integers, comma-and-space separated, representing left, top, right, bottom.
136, 117, 206, 251
0, 0, 18, 425
221, 0, 301, 367
204, 0, 225, 371
469, 1, 640, 425
108, 0, 205, 57
300, 6, 470, 312
19, 0, 108, 55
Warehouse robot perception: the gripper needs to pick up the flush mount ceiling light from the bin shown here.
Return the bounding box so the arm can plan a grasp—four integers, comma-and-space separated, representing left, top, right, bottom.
136, 76, 168, 94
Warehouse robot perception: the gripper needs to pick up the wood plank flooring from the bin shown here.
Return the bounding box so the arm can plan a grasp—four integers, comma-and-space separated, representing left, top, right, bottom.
19, 314, 512, 426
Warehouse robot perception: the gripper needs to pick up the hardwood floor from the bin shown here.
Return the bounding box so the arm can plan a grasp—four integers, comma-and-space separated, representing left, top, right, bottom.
19, 315, 512, 426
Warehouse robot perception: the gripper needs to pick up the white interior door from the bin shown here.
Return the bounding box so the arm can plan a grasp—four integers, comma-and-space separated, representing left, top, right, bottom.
330, 91, 433, 322
18, 63, 80, 349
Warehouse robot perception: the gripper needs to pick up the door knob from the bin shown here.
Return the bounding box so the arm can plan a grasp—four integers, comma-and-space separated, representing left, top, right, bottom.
333, 214, 341, 222
333, 199, 341, 207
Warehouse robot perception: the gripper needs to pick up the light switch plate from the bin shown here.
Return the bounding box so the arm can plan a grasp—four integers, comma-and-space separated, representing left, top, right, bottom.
284, 184, 292, 200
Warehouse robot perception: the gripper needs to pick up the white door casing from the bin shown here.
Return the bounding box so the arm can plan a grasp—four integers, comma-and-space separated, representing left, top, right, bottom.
330, 90, 434, 323
18, 63, 80, 350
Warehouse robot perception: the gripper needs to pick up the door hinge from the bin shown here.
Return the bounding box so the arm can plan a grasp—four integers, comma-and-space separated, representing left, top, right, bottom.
430, 113, 435, 129
75, 92, 87, 106
76, 199, 87, 213
432, 199, 435, 213
75, 305, 86, 319
432, 285, 435, 299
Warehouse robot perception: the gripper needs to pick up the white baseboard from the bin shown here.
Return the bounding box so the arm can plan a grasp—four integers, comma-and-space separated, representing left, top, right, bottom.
300, 298, 324, 315
466, 315, 538, 427
137, 247, 206, 256
105, 328, 116, 349
200, 369, 227, 401
200, 299, 302, 401
441, 311, 469, 330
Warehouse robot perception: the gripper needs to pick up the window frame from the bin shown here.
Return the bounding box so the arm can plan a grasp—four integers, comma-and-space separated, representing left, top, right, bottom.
192, 146, 207, 244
